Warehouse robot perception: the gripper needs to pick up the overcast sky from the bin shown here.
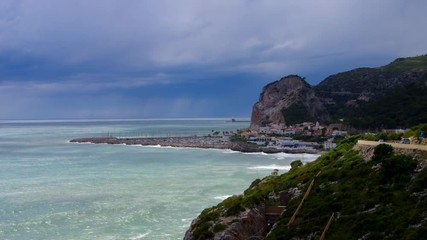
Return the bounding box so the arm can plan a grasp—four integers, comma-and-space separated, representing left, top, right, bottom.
0, 0, 426, 119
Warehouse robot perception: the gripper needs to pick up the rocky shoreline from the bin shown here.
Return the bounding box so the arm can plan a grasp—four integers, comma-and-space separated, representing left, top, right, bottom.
70, 136, 320, 154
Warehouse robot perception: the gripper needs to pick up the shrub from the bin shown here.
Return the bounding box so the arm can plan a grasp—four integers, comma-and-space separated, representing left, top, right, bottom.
290, 160, 303, 170
229, 135, 247, 142
271, 169, 279, 177
213, 223, 227, 233
372, 144, 394, 163
226, 201, 244, 216
381, 154, 417, 180
244, 178, 261, 194
193, 221, 214, 240
410, 168, 427, 192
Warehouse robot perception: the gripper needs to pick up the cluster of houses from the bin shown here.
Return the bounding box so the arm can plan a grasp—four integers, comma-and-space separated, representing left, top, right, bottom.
232, 121, 352, 151
219, 120, 420, 152
246, 136, 324, 151
249, 121, 349, 138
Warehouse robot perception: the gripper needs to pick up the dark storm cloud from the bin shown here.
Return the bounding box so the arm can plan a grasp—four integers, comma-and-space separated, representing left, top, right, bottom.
0, 0, 427, 119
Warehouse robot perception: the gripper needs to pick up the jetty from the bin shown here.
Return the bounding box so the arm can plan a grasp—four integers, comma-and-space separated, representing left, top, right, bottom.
70, 136, 230, 149
70, 136, 320, 154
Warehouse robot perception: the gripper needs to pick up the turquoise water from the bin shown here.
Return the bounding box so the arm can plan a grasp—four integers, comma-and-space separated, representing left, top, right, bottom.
0, 119, 319, 240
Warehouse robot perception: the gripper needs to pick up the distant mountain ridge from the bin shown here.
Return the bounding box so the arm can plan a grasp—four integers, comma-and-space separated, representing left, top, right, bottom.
250, 54, 427, 130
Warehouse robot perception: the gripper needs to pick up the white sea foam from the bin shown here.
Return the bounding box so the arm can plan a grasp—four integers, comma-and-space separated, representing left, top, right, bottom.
69, 141, 94, 145
126, 144, 144, 147
144, 144, 163, 148
214, 195, 232, 200
129, 232, 150, 240
248, 164, 292, 170
0, 191, 25, 197
271, 152, 321, 160
142, 145, 193, 150
242, 152, 269, 156
141, 144, 227, 153
221, 149, 239, 154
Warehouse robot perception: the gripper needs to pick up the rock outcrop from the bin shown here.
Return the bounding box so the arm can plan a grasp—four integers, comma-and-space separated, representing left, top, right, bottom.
184, 205, 268, 240
250, 75, 328, 130
250, 55, 427, 130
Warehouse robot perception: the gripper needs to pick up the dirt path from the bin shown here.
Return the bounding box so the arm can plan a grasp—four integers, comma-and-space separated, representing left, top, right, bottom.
357, 140, 427, 151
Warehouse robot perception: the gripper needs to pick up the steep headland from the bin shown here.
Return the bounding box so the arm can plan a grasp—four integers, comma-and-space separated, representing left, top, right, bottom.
250, 75, 328, 130
250, 55, 427, 130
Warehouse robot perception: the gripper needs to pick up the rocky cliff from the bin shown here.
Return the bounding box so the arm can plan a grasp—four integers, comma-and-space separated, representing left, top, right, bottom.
250, 55, 427, 130
183, 204, 268, 240
250, 75, 328, 130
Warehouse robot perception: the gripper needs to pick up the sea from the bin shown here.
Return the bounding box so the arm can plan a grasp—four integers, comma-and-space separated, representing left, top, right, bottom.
0, 119, 320, 240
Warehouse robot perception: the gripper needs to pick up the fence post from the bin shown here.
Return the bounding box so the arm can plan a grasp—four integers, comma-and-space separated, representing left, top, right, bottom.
319, 212, 335, 240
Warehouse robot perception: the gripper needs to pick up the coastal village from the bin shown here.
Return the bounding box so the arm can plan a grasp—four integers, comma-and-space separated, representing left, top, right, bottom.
239, 120, 427, 152
72, 119, 424, 154
239, 121, 347, 152
73, 120, 346, 153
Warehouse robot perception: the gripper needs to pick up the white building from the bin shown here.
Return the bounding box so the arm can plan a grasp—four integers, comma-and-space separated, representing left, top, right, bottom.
332, 130, 347, 137
323, 140, 337, 150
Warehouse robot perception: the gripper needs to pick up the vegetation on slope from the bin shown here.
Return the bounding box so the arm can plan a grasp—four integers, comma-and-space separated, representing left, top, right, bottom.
347, 81, 427, 129
188, 136, 427, 239
405, 123, 427, 138
313, 54, 427, 128
281, 100, 316, 125
382, 55, 427, 73
252, 54, 427, 129
266, 141, 425, 240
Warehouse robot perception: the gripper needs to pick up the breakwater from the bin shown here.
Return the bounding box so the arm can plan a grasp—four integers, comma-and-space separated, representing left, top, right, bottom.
70, 136, 319, 154
70, 136, 229, 149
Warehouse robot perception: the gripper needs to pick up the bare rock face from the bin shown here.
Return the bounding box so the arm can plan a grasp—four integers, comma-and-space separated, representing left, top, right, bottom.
214, 206, 267, 240
250, 75, 328, 130
184, 205, 267, 240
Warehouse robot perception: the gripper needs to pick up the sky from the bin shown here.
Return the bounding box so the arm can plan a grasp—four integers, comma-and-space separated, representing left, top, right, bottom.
0, 0, 426, 120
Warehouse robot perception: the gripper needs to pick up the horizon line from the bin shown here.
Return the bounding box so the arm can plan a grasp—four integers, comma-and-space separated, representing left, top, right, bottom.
0, 117, 251, 123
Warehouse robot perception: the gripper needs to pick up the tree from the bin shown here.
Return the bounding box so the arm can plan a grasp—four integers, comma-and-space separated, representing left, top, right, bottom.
381, 154, 417, 179
372, 144, 394, 163
271, 169, 279, 177
290, 160, 303, 170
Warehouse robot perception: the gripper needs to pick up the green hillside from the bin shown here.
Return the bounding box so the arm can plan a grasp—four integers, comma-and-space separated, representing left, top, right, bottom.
382, 55, 427, 73
265, 140, 426, 239
186, 137, 427, 239
313, 54, 427, 128
348, 81, 427, 129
